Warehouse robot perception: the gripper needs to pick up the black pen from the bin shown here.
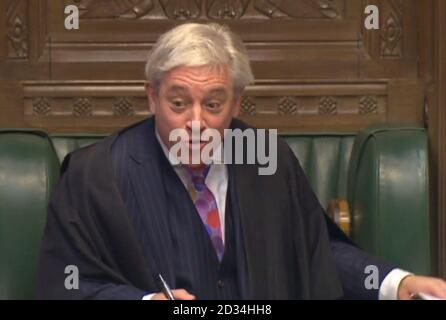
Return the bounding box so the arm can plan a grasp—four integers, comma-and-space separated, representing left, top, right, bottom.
158, 274, 175, 300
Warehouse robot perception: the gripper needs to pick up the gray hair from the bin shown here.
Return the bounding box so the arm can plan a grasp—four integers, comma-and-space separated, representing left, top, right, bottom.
145, 23, 254, 92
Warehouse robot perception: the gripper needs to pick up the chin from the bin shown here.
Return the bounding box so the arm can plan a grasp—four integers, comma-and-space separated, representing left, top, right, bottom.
185, 163, 207, 170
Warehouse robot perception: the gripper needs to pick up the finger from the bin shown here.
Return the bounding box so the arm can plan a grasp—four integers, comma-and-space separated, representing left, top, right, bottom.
172, 289, 196, 300
399, 292, 413, 300
412, 278, 446, 299
428, 280, 446, 299
151, 293, 168, 300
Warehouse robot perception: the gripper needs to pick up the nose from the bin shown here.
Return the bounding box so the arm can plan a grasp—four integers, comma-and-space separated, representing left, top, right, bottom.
186, 103, 206, 132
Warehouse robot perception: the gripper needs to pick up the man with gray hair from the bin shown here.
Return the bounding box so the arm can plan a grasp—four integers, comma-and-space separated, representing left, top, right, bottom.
37, 23, 446, 300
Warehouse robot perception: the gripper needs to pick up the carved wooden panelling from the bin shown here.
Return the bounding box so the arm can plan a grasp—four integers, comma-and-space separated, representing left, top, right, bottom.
362, 0, 404, 59
380, 0, 403, 58
48, 0, 414, 82
69, 0, 345, 20
6, 0, 28, 59
251, 0, 343, 19
24, 82, 150, 121
239, 94, 384, 117
241, 83, 386, 118
23, 81, 389, 132
0, 0, 423, 133
359, 0, 415, 79
73, 0, 156, 19
318, 96, 338, 115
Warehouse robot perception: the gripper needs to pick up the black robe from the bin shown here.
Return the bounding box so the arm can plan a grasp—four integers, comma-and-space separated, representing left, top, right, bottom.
36, 118, 343, 300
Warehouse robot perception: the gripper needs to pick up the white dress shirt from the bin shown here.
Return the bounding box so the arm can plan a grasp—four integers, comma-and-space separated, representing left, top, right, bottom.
144, 131, 410, 300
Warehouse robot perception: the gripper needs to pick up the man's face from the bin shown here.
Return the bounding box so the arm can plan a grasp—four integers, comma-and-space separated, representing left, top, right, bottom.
146, 65, 241, 166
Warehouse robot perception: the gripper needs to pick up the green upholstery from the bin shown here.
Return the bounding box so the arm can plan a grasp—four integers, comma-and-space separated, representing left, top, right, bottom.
348, 125, 431, 275
284, 135, 355, 209
0, 125, 432, 299
51, 134, 107, 164
0, 130, 60, 299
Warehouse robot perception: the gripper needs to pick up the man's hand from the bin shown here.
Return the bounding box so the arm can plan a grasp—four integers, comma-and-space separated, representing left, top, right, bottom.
151, 289, 196, 300
398, 275, 446, 300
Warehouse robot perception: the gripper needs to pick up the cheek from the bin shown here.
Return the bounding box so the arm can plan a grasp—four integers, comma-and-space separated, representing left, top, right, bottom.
159, 113, 183, 131
157, 100, 179, 123
206, 113, 233, 132
156, 116, 185, 149
155, 104, 179, 133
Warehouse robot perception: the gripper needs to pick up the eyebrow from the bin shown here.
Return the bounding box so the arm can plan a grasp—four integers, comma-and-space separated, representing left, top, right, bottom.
165, 85, 190, 96
206, 88, 229, 99
165, 86, 229, 99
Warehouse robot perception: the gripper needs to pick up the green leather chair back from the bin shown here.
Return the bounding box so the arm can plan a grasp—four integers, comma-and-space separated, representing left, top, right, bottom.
283, 135, 355, 209
51, 134, 107, 164
348, 125, 431, 275
0, 130, 60, 299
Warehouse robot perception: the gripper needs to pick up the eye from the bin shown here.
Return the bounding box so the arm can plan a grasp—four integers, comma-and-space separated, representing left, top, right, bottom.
170, 99, 186, 109
205, 101, 221, 111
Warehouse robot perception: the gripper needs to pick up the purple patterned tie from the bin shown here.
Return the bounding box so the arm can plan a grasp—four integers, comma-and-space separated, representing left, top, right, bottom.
185, 166, 224, 261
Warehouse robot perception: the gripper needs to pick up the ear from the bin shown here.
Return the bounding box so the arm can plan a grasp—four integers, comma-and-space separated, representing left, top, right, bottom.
145, 82, 158, 114
232, 89, 244, 118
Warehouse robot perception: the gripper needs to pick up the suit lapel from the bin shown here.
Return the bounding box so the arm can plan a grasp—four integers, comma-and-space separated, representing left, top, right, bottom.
126, 119, 177, 285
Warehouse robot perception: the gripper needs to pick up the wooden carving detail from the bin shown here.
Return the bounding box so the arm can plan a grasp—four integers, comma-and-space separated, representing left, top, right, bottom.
32, 98, 51, 116
27, 94, 383, 116
240, 96, 257, 116
278, 96, 298, 115
73, 0, 155, 19
159, 0, 202, 19
6, 0, 28, 59
206, 0, 250, 19
114, 98, 135, 116
380, 0, 403, 58
69, 0, 343, 20
361, 0, 404, 60
359, 96, 378, 115
319, 96, 338, 115
23, 83, 388, 132
252, 0, 342, 19
73, 98, 93, 117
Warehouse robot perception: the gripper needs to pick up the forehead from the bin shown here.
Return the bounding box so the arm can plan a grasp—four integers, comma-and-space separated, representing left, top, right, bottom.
160, 65, 233, 94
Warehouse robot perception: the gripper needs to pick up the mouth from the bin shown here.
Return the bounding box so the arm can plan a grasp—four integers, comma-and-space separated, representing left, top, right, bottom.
188, 140, 207, 148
